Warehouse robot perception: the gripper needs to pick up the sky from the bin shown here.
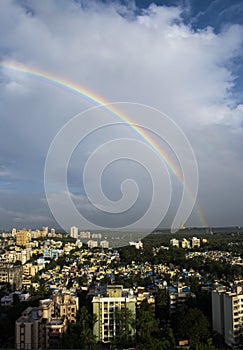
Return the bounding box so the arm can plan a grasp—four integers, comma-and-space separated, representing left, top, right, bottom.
0, 0, 243, 232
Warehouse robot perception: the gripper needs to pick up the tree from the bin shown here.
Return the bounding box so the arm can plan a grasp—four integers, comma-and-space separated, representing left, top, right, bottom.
155, 289, 170, 325
173, 306, 210, 346
60, 306, 97, 349
79, 306, 97, 349
112, 307, 136, 349
137, 302, 159, 343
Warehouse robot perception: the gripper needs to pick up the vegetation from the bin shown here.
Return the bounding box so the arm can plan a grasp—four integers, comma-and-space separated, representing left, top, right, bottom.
60, 306, 97, 349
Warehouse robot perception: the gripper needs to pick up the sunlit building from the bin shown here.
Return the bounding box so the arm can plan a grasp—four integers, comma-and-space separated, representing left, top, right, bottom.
15, 292, 77, 349
70, 226, 78, 239
191, 237, 200, 248
16, 230, 31, 247
92, 285, 136, 344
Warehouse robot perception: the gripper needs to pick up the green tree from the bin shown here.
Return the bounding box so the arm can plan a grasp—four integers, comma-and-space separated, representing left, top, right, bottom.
79, 306, 97, 349
60, 306, 97, 349
137, 302, 159, 343
112, 307, 136, 349
173, 306, 210, 346
155, 289, 170, 325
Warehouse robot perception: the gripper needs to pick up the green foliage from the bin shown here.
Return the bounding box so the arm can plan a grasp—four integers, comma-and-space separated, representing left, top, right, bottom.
155, 289, 170, 324
137, 302, 159, 342
60, 306, 97, 349
0, 301, 29, 348
111, 308, 136, 349
172, 305, 210, 345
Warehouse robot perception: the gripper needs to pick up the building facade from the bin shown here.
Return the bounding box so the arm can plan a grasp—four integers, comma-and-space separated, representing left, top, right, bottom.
0, 263, 22, 290
92, 285, 136, 344
168, 283, 195, 313
70, 226, 78, 239
191, 236, 200, 248
16, 230, 31, 247
212, 283, 243, 347
15, 293, 78, 349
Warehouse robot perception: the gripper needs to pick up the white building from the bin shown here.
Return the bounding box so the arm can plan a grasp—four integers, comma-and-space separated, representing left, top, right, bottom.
12, 228, 17, 236
212, 283, 243, 347
92, 233, 102, 239
70, 226, 79, 239
75, 239, 83, 249
170, 238, 179, 248
181, 238, 190, 249
87, 240, 98, 248
15, 294, 74, 350
92, 285, 136, 344
129, 241, 143, 249
80, 231, 91, 239
191, 236, 200, 248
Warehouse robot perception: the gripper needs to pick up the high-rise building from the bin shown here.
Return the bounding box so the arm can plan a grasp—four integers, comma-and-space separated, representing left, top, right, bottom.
70, 226, 78, 239
42, 226, 48, 234
15, 293, 78, 350
16, 230, 31, 247
15, 305, 67, 350
212, 283, 243, 347
92, 285, 136, 344
0, 263, 22, 290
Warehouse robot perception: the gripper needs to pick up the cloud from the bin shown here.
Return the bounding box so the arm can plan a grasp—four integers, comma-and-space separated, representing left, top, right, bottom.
0, 0, 243, 229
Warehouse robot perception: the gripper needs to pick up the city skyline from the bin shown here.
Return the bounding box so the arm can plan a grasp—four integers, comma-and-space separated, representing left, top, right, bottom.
0, 0, 243, 231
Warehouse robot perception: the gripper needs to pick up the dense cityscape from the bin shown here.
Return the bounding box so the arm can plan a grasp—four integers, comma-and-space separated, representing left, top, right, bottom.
0, 226, 242, 349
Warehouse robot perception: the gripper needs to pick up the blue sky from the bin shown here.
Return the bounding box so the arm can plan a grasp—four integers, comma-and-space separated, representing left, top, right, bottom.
0, 0, 243, 232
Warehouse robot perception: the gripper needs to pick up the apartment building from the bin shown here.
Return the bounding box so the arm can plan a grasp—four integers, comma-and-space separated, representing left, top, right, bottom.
80, 231, 91, 239
87, 239, 98, 248
15, 305, 67, 350
92, 285, 136, 344
0, 263, 22, 290
70, 226, 78, 239
16, 230, 31, 247
191, 236, 201, 248
15, 307, 41, 350
53, 292, 79, 323
168, 283, 195, 313
15, 293, 78, 349
170, 238, 179, 248
212, 283, 243, 347
169, 237, 201, 249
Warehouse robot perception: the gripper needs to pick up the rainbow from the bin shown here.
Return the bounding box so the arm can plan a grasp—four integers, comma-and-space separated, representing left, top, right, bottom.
0, 61, 208, 228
